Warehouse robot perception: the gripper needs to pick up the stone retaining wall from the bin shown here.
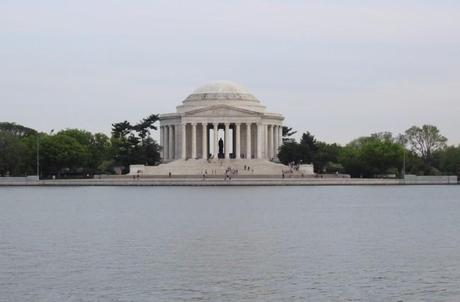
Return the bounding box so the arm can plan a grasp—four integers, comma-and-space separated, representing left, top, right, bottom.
0, 178, 458, 186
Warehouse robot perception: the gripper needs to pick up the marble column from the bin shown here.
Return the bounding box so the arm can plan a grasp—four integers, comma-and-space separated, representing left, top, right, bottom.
264, 124, 268, 159
235, 123, 241, 159
181, 123, 186, 159
246, 123, 251, 159
278, 125, 283, 149
273, 125, 278, 157
213, 123, 219, 158
191, 123, 197, 159
268, 125, 273, 160
160, 126, 164, 159
257, 124, 263, 159
224, 123, 230, 159
164, 125, 169, 160
168, 125, 174, 160
175, 124, 180, 159
277, 125, 281, 155
202, 123, 207, 159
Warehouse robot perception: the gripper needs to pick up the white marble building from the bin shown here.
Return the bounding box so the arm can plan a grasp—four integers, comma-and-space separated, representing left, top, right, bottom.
159, 80, 284, 161
129, 81, 313, 176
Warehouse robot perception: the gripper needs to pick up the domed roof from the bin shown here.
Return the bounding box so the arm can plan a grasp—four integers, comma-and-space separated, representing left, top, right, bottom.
177, 80, 266, 113
191, 80, 253, 95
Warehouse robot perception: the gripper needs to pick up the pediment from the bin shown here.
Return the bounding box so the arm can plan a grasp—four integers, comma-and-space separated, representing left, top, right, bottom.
183, 105, 263, 117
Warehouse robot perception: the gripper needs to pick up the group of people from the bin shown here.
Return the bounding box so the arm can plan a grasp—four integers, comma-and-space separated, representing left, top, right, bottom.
243, 165, 254, 174
201, 169, 222, 180
281, 162, 302, 178
202, 169, 219, 175
199, 164, 257, 181
224, 167, 239, 180
287, 161, 300, 172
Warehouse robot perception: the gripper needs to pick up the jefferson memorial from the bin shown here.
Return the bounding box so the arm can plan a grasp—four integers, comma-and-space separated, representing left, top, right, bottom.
130, 81, 313, 175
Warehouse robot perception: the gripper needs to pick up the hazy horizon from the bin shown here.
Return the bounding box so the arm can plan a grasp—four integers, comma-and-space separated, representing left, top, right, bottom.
1, 0, 459, 145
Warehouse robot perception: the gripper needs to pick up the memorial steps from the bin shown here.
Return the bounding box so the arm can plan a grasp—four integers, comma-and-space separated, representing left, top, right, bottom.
129, 159, 301, 176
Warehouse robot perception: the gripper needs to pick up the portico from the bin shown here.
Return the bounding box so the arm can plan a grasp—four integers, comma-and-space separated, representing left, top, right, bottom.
163, 121, 283, 160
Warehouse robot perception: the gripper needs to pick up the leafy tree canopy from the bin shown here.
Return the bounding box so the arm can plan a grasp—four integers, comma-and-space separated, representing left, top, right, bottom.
403, 125, 447, 164
339, 134, 404, 178
0, 122, 37, 137
434, 145, 460, 176
110, 114, 160, 171
282, 126, 297, 138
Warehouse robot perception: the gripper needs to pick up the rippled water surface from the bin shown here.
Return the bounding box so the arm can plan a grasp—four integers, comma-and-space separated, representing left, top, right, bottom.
1, 186, 460, 301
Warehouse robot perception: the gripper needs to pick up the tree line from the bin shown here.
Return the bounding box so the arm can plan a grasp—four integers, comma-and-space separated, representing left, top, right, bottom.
0, 115, 160, 178
279, 125, 460, 178
1, 119, 459, 178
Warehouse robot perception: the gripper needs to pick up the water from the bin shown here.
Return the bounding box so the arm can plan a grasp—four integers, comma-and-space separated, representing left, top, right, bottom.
1, 186, 460, 302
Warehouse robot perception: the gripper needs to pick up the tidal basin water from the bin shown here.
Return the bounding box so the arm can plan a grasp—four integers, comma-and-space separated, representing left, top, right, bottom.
1, 186, 460, 302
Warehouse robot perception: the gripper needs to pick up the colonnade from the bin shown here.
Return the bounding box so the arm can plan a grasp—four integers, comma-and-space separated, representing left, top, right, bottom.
160, 122, 283, 161
160, 124, 177, 160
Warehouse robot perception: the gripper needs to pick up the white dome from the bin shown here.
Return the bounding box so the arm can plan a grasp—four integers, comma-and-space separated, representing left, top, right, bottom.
177, 80, 266, 113
191, 80, 252, 95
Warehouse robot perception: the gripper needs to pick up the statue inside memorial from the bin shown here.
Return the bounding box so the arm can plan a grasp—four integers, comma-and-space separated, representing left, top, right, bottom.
218, 138, 224, 158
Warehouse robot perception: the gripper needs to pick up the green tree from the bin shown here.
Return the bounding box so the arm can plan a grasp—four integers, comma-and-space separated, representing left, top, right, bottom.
435, 145, 460, 176
338, 145, 364, 177
112, 121, 132, 139
56, 129, 112, 174
0, 123, 37, 176
18, 134, 41, 176
299, 132, 318, 163
0, 122, 37, 137
132, 114, 159, 142
278, 131, 344, 173
313, 142, 342, 173
39, 134, 89, 177
278, 131, 319, 165
111, 114, 160, 172
403, 125, 447, 165
339, 134, 404, 178
0, 131, 25, 176
278, 141, 304, 165
57, 129, 94, 146
91, 133, 112, 172
282, 126, 297, 139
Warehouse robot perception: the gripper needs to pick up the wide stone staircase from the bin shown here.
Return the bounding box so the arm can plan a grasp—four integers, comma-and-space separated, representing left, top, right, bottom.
131, 159, 304, 176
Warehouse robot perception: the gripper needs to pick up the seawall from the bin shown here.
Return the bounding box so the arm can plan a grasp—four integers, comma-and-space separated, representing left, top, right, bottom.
0, 178, 458, 187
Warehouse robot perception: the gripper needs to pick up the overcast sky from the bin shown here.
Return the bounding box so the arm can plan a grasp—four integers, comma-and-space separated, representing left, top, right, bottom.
1, 0, 459, 144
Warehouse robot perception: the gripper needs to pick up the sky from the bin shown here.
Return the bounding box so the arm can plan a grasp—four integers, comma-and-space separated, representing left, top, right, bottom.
1, 0, 459, 145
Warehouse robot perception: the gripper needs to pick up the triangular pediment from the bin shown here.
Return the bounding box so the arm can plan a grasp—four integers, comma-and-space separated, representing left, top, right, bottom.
183, 104, 263, 117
